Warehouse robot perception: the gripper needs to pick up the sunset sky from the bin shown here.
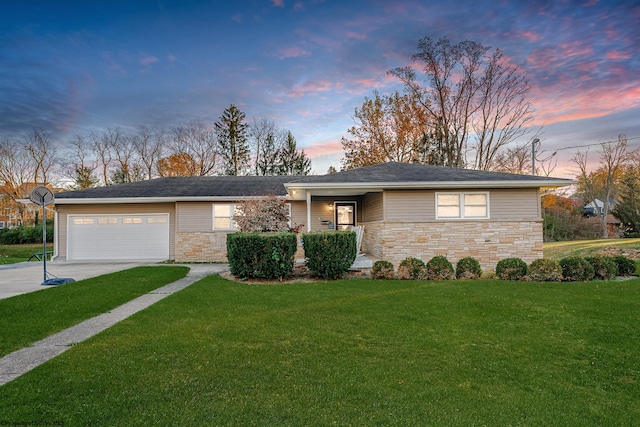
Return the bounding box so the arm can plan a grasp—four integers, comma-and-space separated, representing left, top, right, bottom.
1, 0, 639, 179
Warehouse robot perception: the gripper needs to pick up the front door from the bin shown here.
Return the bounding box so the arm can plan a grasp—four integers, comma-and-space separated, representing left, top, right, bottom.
335, 202, 356, 230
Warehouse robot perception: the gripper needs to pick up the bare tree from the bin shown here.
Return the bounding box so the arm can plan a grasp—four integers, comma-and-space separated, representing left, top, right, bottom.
573, 135, 628, 238
0, 139, 34, 223
65, 134, 99, 189
170, 120, 218, 176
249, 118, 283, 176
89, 131, 113, 186
133, 126, 165, 180
24, 128, 57, 184
389, 36, 534, 169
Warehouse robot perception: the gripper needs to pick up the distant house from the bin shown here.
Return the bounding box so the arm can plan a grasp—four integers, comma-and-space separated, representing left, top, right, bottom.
584, 199, 616, 217
50, 162, 573, 271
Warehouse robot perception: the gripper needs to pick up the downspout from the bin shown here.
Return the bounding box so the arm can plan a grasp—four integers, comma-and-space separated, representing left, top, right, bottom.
306, 191, 311, 233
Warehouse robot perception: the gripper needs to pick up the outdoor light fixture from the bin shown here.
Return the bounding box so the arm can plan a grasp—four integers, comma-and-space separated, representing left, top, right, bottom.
329, 203, 334, 211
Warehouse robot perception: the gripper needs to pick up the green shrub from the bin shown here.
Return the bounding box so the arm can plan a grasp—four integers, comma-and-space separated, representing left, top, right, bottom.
302, 231, 357, 279
371, 260, 395, 280
455, 257, 482, 280
495, 257, 527, 281
612, 255, 636, 276
426, 255, 454, 280
397, 257, 427, 280
559, 256, 595, 281
226, 232, 297, 280
527, 258, 563, 282
585, 255, 618, 280
0, 226, 53, 244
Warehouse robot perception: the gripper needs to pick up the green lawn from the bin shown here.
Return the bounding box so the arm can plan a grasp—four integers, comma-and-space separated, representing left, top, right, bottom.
544, 237, 640, 260
0, 243, 53, 264
1, 275, 638, 425
0, 266, 189, 357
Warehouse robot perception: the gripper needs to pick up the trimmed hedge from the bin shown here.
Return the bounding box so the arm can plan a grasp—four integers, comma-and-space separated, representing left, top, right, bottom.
226, 232, 298, 280
397, 257, 427, 280
0, 225, 54, 244
612, 255, 636, 276
527, 258, 563, 282
426, 255, 454, 280
302, 231, 357, 279
455, 257, 482, 280
371, 260, 395, 280
559, 256, 595, 282
585, 255, 618, 280
495, 257, 527, 281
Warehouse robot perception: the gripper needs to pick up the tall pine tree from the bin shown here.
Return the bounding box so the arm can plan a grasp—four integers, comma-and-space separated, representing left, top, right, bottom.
215, 105, 250, 176
276, 131, 311, 175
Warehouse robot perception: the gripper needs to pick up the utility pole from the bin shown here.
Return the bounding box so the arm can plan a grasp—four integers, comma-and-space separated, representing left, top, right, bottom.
531, 138, 540, 176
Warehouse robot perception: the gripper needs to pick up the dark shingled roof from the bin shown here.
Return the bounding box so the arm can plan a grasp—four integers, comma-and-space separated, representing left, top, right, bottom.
55, 175, 297, 199
55, 163, 573, 200
290, 162, 569, 184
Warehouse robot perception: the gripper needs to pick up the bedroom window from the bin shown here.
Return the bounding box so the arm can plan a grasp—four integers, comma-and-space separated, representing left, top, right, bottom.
436, 193, 488, 219
213, 204, 239, 230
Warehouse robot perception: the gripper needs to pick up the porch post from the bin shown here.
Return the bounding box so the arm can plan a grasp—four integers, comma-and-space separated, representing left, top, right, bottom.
306, 190, 311, 232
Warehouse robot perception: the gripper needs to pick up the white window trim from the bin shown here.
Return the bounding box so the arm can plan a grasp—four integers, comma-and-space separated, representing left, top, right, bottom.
212, 203, 239, 230
435, 192, 490, 219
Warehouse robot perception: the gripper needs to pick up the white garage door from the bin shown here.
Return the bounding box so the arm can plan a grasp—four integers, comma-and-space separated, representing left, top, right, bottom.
68, 214, 170, 260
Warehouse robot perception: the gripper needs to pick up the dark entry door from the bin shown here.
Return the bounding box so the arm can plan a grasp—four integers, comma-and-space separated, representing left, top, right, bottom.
335, 202, 356, 230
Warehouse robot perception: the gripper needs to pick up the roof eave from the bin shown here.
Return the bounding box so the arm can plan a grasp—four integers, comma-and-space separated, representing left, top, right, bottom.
54, 195, 290, 205
284, 179, 575, 191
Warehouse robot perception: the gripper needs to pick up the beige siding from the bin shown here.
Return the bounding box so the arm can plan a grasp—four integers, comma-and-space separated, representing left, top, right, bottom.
489, 189, 539, 219
385, 190, 435, 221
384, 188, 540, 221
290, 201, 307, 229
177, 202, 213, 231
55, 203, 176, 261
362, 192, 384, 222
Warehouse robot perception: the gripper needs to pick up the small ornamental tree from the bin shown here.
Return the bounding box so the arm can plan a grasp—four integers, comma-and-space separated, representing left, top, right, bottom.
235, 195, 303, 233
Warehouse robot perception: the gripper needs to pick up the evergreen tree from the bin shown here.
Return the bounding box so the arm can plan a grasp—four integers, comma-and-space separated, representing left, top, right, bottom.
215, 105, 250, 176
72, 165, 99, 190
612, 166, 640, 237
276, 132, 311, 175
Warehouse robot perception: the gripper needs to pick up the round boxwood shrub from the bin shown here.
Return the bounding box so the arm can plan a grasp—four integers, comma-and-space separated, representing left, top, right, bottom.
227, 232, 298, 280
559, 256, 595, 281
426, 255, 454, 280
495, 257, 527, 281
302, 231, 357, 279
612, 255, 636, 276
585, 255, 618, 280
397, 257, 427, 280
371, 260, 395, 280
455, 257, 482, 280
527, 258, 563, 282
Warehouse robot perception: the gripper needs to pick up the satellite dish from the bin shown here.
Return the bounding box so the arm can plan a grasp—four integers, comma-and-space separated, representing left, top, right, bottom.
29, 185, 55, 206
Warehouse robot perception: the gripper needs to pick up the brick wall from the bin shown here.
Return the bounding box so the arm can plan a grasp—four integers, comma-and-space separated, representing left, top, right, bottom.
362, 220, 543, 272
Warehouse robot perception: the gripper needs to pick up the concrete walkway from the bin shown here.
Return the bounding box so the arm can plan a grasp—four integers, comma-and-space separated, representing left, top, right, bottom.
0, 264, 227, 386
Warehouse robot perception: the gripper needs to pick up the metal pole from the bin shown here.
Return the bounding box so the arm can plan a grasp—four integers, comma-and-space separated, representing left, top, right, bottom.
531, 138, 540, 176
42, 203, 47, 282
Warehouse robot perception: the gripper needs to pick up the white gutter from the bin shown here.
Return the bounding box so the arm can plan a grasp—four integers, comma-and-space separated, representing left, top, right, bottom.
284, 179, 574, 191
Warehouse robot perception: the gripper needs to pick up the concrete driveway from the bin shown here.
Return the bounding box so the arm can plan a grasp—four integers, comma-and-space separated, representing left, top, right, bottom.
0, 260, 182, 300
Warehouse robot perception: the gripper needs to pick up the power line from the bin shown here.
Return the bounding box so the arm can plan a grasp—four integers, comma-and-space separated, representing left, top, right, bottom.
553, 136, 640, 152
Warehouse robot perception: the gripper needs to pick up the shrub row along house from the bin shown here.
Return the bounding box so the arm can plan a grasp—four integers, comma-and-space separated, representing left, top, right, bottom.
50, 162, 572, 271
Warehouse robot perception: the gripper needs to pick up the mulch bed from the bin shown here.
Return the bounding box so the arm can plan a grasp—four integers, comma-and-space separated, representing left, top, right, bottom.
219, 264, 370, 285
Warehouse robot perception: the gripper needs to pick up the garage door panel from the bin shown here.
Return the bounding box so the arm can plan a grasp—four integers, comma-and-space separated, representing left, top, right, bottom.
68, 214, 169, 260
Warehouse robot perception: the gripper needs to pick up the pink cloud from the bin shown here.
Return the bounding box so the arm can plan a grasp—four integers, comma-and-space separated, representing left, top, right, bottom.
272, 0, 284, 7
301, 138, 344, 158
606, 51, 632, 60
346, 31, 366, 40
288, 80, 334, 97
277, 46, 310, 59
140, 55, 158, 66
167, 54, 177, 63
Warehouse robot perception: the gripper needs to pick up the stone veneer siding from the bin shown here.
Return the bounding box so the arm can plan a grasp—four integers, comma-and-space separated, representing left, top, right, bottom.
175, 231, 232, 262
176, 231, 305, 263
362, 220, 543, 272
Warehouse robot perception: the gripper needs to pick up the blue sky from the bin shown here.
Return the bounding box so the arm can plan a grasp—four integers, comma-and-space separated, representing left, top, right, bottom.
1, 0, 639, 178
